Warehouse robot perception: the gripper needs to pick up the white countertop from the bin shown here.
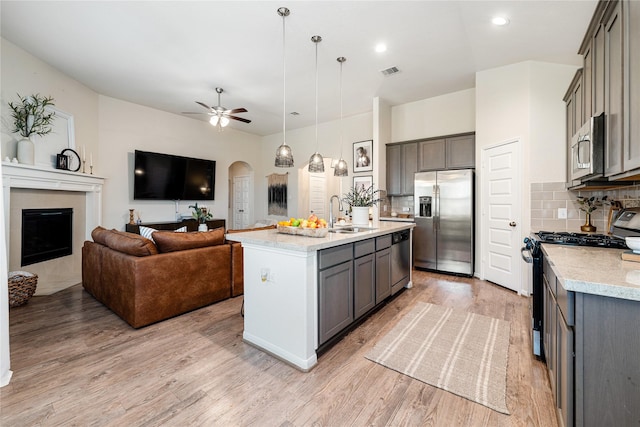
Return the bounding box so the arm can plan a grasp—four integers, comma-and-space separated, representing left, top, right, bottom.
226, 221, 414, 252
379, 216, 414, 222
541, 244, 640, 301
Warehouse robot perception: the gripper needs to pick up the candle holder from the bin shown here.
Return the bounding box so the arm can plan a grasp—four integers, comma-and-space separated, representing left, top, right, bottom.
90, 165, 93, 175
82, 160, 86, 174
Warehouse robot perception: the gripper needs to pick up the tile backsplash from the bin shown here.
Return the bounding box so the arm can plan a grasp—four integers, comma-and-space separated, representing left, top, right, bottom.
531, 182, 640, 233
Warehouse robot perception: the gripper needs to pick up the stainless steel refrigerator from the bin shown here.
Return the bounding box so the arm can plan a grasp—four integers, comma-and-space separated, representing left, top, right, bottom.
414, 169, 474, 276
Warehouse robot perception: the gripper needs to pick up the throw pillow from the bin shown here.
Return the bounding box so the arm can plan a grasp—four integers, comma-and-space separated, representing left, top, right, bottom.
103, 229, 158, 256
139, 225, 188, 243
153, 227, 225, 253
91, 226, 110, 245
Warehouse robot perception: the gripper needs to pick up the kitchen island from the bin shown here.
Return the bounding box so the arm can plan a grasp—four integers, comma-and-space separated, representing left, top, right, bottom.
226, 221, 414, 371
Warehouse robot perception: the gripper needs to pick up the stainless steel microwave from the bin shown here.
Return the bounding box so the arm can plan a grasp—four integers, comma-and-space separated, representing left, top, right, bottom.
570, 113, 604, 184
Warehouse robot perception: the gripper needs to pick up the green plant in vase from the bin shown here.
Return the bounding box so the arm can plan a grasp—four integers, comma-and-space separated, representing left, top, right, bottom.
576, 195, 608, 232
189, 203, 212, 230
342, 184, 382, 225
8, 93, 56, 165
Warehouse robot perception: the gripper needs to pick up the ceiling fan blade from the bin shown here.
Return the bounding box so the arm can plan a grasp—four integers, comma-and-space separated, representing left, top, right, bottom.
195, 101, 212, 110
227, 115, 252, 123
226, 108, 248, 114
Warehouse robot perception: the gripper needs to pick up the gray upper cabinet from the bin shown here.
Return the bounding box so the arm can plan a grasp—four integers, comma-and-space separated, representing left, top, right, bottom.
417, 134, 475, 172
623, 0, 640, 171
386, 142, 417, 196
593, 24, 605, 116
418, 139, 446, 171
604, 1, 623, 177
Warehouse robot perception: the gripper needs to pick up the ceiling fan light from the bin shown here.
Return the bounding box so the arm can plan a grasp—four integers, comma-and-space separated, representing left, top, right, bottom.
275, 143, 294, 167
334, 158, 348, 176
220, 116, 230, 127
209, 115, 219, 126
308, 152, 325, 173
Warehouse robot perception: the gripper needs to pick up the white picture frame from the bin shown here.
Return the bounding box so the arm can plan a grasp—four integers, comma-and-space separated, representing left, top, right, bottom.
34, 106, 75, 168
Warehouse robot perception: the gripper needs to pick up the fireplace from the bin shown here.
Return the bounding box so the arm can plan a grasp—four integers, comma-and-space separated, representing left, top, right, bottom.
21, 208, 73, 266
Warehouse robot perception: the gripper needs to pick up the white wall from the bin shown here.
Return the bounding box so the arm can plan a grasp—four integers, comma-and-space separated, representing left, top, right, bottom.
476, 60, 579, 292
391, 88, 476, 142
98, 95, 262, 229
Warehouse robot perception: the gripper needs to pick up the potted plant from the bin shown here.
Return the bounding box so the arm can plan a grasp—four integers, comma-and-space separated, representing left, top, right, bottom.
342, 184, 382, 225
189, 203, 212, 231
8, 93, 56, 165
576, 195, 608, 232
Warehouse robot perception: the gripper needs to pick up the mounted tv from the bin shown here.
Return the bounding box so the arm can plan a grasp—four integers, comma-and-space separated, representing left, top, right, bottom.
133, 150, 215, 200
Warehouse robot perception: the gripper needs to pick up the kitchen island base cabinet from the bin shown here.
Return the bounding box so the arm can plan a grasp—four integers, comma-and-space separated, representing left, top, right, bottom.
354, 252, 375, 321
319, 261, 354, 345
575, 293, 640, 427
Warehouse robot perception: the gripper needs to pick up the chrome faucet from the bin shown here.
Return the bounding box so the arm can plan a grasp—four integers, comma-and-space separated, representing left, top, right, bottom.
329, 195, 343, 228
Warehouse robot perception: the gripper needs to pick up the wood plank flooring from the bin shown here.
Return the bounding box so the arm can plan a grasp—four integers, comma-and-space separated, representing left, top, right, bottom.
1, 270, 557, 426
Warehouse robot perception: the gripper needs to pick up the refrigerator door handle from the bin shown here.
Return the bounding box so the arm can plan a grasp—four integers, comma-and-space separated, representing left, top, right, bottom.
434, 184, 440, 231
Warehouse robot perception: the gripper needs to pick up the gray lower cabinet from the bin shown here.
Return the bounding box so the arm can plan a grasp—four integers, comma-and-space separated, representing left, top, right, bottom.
318, 260, 353, 345
556, 306, 574, 427
375, 248, 391, 304
354, 239, 376, 320
575, 293, 640, 427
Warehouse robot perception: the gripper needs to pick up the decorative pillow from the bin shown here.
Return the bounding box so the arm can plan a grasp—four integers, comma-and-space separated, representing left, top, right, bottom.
91, 226, 110, 245
153, 227, 225, 253
103, 230, 158, 256
139, 225, 188, 243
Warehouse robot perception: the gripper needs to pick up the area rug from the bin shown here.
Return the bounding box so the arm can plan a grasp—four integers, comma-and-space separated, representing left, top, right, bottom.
366, 302, 511, 414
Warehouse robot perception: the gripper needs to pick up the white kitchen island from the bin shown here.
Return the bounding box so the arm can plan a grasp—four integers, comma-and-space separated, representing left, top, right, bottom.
225, 221, 414, 371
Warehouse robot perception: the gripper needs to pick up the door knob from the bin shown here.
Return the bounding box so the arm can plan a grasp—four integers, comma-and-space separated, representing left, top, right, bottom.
509, 221, 517, 227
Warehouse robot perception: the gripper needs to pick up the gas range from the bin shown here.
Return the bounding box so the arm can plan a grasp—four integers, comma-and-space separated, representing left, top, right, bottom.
534, 231, 627, 249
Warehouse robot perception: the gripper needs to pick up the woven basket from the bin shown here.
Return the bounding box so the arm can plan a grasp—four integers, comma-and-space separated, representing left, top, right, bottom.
8, 271, 38, 308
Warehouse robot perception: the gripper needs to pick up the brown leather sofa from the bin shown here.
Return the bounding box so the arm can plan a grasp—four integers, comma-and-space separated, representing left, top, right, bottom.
82, 226, 243, 328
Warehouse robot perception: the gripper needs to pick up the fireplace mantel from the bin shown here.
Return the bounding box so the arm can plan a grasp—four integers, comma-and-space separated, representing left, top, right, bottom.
2, 162, 105, 247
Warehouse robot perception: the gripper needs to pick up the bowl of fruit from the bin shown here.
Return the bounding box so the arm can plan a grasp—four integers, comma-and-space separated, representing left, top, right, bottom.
277, 214, 329, 238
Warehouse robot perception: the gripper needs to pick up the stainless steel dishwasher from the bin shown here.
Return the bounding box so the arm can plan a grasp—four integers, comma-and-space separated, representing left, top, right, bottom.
390, 229, 411, 295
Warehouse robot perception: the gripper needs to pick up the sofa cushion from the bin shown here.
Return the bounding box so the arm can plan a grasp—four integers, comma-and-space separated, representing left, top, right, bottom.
153, 227, 225, 253
103, 229, 158, 256
91, 226, 110, 245
139, 225, 187, 243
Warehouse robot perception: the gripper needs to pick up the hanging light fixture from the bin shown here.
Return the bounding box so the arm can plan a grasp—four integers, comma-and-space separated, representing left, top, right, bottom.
275, 7, 294, 168
308, 35, 325, 173
334, 56, 348, 177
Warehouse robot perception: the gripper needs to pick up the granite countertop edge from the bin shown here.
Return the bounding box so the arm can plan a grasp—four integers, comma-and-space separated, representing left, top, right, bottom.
541, 244, 640, 302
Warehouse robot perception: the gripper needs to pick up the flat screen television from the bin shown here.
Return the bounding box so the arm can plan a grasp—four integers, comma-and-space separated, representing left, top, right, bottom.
133, 150, 215, 200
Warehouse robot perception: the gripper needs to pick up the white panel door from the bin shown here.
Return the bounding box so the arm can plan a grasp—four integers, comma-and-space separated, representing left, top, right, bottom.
482, 140, 521, 292
309, 175, 326, 219
233, 175, 250, 229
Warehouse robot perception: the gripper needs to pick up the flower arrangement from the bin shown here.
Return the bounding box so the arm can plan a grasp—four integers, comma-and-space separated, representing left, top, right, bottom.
576, 195, 608, 213
189, 203, 212, 224
342, 184, 382, 208
8, 94, 56, 138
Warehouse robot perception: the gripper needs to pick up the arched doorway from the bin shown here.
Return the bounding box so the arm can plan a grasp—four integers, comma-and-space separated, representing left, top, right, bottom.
228, 161, 254, 230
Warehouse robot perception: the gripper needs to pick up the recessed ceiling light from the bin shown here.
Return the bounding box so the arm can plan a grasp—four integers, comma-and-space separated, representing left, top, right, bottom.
492, 16, 509, 26
375, 43, 387, 53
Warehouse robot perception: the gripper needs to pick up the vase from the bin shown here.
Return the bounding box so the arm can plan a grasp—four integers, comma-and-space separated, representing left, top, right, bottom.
16, 137, 34, 165
580, 212, 596, 232
198, 223, 208, 232
351, 206, 370, 226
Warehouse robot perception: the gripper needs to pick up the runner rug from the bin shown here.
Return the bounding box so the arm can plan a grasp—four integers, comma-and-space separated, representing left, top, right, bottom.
366, 302, 511, 414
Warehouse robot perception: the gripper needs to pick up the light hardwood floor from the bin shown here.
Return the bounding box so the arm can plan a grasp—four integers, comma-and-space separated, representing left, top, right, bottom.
1, 270, 557, 426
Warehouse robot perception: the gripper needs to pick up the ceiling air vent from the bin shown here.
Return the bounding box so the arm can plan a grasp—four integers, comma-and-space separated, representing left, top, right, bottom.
380, 66, 400, 76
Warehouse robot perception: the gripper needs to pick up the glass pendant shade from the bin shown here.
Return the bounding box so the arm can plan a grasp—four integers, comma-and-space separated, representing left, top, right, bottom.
275, 7, 293, 168
308, 152, 324, 172
334, 157, 348, 176
275, 143, 294, 167
308, 35, 324, 173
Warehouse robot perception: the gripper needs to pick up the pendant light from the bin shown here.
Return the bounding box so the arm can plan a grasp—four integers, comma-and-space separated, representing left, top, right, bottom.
275, 7, 294, 168
334, 56, 348, 177
308, 35, 325, 173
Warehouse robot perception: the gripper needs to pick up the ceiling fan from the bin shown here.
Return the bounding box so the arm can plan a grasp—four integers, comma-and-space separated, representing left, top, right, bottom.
183, 87, 251, 129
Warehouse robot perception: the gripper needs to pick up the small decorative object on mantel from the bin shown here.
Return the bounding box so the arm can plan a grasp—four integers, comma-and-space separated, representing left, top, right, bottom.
55, 148, 81, 172
576, 195, 608, 232
189, 203, 212, 231
8, 93, 56, 165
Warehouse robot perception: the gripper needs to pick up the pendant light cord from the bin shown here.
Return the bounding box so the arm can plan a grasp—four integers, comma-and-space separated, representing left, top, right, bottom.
315, 38, 319, 152
282, 12, 287, 144
339, 58, 343, 157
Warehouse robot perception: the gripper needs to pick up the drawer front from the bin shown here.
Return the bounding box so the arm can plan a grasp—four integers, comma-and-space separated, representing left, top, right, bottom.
376, 234, 392, 250
556, 278, 575, 326
319, 243, 353, 270
354, 238, 375, 258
